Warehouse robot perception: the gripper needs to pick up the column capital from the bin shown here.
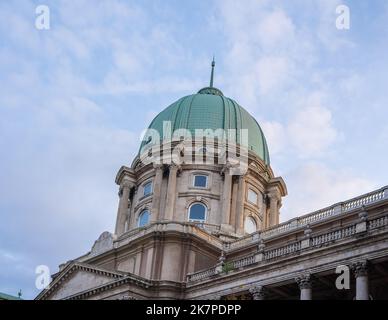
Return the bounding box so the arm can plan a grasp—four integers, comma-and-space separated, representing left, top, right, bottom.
351, 260, 369, 278
153, 163, 165, 171
121, 178, 134, 189
267, 188, 281, 200
249, 285, 266, 300
296, 273, 312, 289
169, 163, 181, 172
221, 162, 232, 176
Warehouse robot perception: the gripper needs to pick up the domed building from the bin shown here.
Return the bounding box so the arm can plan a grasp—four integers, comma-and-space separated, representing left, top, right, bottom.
114, 60, 286, 240
36, 61, 388, 301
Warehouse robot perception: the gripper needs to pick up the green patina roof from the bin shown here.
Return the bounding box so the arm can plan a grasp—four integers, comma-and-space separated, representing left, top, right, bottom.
0, 292, 23, 300
140, 58, 270, 164
140, 87, 270, 165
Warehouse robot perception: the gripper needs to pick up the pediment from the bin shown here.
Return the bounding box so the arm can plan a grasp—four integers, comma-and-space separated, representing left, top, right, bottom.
38, 263, 125, 300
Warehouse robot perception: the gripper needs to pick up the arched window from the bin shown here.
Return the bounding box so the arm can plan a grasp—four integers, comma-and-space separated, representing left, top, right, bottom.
188, 203, 207, 223
244, 216, 257, 234
138, 210, 150, 227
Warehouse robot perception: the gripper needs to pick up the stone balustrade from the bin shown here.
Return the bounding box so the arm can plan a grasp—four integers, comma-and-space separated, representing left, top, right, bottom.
342, 188, 386, 211
196, 223, 221, 234
226, 185, 388, 250
265, 242, 301, 260
187, 212, 388, 283
187, 266, 217, 282
369, 215, 388, 230
232, 255, 255, 269
310, 224, 356, 247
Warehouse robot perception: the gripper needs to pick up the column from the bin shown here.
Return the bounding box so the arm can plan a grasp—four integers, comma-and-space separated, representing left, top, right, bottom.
229, 178, 238, 227
221, 165, 232, 225
249, 285, 266, 300
296, 274, 312, 300
352, 261, 369, 300
235, 175, 245, 234
151, 164, 164, 222
165, 164, 180, 220
115, 179, 133, 235
268, 190, 281, 227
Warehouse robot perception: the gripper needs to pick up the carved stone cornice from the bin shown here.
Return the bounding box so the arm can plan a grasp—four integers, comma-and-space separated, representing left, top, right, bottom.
115, 166, 136, 186
295, 274, 312, 289
351, 260, 369, 278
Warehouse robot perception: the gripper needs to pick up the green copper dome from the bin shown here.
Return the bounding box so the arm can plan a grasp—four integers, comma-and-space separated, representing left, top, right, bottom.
140, 88, 270, 165
140, 59, 270, 165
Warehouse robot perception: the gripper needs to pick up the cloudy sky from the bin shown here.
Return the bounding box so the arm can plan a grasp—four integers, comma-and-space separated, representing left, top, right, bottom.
1, 0, 387, 299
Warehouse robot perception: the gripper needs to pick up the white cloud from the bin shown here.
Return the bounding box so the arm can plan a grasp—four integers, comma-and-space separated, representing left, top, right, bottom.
281, 162, 377, 221
261, 92, 338, 158
257, 9, 296, 48
256, 56, 291, 95
288, 105, 337, 157
261, 121, 286, 155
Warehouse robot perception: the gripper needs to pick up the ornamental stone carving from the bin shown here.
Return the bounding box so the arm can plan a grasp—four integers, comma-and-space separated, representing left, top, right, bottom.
351, 260, 369, 278
295, 274, 312, 289
90, 232, 114, 257
249, 285, 266, 300
118, 295, 137, 300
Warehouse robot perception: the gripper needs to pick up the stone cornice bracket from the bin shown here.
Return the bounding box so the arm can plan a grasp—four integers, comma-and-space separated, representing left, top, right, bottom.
296, 273, 312, 289
351, 260, 369, 278
249, 285, 266, 300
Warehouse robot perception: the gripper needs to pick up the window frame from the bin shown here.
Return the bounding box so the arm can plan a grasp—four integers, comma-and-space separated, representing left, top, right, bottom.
138, 210, 150, 227
143, 181, 153, 197
188, 202, 207, 223
247, 188, 258, 205
193, 174, 208, 189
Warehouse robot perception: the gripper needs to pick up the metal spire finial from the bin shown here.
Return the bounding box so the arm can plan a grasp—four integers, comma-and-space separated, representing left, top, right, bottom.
210, 56, 215, 88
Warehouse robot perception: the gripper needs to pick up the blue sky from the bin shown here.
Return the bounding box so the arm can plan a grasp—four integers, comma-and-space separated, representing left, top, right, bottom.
0, 0, 387, 299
